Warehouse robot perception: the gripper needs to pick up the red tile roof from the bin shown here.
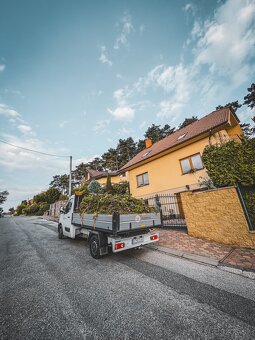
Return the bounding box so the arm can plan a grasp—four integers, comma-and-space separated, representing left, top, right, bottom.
86, 167, 118, 179
121, 108, 238, 171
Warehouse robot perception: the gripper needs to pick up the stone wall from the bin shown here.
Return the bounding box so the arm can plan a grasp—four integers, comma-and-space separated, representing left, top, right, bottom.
181, 187, 255, 248
48, 200, 67, 219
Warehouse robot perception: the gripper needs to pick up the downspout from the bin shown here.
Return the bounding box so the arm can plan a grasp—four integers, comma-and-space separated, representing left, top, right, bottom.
209, 129, 212, 146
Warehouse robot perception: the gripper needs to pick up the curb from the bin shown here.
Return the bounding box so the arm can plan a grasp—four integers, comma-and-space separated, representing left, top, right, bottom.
147, 244, 255, 280
218, 264, 255, 280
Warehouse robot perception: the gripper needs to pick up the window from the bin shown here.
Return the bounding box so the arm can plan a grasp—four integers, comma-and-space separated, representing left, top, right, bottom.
177, 133, 187, 140
180, 153, 203, 174
142, 151, 151, 158
137, 172, 149, 187
65, 200, 72, 213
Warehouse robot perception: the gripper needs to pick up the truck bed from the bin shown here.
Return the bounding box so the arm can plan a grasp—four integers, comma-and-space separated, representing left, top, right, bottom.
72, 212, 161, 234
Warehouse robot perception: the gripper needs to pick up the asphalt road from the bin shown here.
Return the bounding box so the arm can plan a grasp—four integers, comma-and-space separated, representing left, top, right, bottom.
1, 216, 255, 340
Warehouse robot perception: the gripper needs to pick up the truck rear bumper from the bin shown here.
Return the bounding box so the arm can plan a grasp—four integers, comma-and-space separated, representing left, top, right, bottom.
108, 231, 159, 253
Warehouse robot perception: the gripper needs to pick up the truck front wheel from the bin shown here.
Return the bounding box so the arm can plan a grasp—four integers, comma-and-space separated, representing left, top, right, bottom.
89, 235, 101, 259
58, 225, 64, 239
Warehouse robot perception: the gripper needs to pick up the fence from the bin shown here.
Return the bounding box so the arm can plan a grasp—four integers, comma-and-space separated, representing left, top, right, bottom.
237, 183, 255, 231
144, 193, 186, 228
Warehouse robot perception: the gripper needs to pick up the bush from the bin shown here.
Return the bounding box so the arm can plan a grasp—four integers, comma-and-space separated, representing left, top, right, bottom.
23, 202, 50, 216
202, 139, 255, 187
242, 191, 255, 227
87, 180, 102, 194
80, 194, 157, 215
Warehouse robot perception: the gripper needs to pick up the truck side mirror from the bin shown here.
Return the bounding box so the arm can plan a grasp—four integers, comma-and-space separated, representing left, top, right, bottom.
60, 207, 65, 214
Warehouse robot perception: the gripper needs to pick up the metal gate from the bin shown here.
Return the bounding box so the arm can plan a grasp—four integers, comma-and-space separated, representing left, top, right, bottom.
144, 194, 186, 228
237, 183, 255, 231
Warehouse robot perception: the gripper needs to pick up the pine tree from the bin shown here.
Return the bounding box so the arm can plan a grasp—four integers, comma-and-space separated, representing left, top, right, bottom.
179, 116, 198, 129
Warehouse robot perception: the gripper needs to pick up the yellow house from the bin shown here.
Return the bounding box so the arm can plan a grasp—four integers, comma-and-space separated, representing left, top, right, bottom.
120, 108, 243, 199
84, 167, 127, 186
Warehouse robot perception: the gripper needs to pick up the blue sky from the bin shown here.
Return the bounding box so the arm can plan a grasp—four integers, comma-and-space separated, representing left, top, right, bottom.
0, 0, 255, 210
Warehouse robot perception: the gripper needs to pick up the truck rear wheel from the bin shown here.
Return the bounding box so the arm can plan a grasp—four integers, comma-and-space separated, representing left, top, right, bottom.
58, 225, 64, 239
89, 235, 101, 259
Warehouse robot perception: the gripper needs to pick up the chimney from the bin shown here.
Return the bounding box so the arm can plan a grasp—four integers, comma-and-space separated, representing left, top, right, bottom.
145, 138, 152, 148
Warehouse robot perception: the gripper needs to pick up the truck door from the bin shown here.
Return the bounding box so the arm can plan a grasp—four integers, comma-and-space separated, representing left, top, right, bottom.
62, 197, 74, 238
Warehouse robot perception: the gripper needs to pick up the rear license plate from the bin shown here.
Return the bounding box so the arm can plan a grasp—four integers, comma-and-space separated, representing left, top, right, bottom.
132, 237, 144, 245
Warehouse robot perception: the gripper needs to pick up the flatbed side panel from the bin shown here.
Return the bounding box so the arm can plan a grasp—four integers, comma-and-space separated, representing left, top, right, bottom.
119, 213, 161, 231
72, 212, 113, 231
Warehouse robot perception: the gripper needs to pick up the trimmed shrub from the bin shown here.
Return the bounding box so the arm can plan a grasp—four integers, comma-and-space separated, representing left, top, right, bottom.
87, 180, 102, 194
80, 194, 157, 215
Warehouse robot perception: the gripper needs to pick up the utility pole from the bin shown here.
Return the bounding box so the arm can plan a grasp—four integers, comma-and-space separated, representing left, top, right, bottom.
69, 155, 72, 196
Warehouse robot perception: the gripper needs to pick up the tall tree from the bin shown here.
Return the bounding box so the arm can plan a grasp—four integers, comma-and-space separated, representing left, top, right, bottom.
161, 124, 175, 138
49, 174, 69, 194
101, 148, 118, 171
44, 188, 61, 204
72, 162, 88, 183
244, 83, 255, 109
0, 190, 9, 205
144, 123, 175, 143
88, 157, 104, 171
243, 83, 255, 136
240, 123, 254, 138
136, 139, 146, 154
216, 101, 242, 113
116, 137, 137, 169
179, 116, 198, 129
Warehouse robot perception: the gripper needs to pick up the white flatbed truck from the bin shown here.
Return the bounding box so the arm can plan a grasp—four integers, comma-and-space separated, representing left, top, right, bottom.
58, 194, 160, 258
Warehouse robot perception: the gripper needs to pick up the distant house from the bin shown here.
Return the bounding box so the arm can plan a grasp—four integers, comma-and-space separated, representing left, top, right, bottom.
120, 108, 243, 199
84, 167, 127, 186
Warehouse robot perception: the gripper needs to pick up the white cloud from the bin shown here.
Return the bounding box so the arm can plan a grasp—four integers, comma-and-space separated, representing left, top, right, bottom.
194, 0, 255, 81
157, 101, 184, 120
116, 73, 125, 80
139, 121, 146, 130
0, 134, 69, 172
17, 124, 32, 134
113, 88, 126, 105
109, 86, 135, 121
183, 3, 196, 16
0, 64, 6, 72
0, 103, 22, 120
59, 120, 68, 129
139, 25, 145, 33
98, 46, 112, 66
118, 127, 133, 135
237, 107, 255, 124
108, 0, 255, 125
93, 119, 111, 134
108, 106, 134, 121
114, 14, 134, 50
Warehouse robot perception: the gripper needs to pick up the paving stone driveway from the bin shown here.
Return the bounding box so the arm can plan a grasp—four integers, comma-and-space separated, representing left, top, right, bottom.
158, 229, 255, 271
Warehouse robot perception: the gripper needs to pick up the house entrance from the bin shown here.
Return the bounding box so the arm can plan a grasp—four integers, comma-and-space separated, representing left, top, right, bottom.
145, 193, 186, 229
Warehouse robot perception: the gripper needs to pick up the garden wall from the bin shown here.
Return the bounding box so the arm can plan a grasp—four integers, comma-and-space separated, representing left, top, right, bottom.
180, 187, 255, 248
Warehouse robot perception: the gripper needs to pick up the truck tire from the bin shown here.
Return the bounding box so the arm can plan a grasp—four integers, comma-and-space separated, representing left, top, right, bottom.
89, 234, 102, 259
58, 225, 64, 239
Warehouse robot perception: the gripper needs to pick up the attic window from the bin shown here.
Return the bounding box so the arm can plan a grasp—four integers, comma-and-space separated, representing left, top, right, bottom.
177, 133, 187, 141
142, 151, 151, 158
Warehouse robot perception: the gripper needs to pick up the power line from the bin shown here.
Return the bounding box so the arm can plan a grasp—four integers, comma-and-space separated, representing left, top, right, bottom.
0, 138, 70, 158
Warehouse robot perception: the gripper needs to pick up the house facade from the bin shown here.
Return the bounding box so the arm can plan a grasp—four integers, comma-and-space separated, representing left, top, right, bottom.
120, 108, 243, 199
84, 167, 127, 186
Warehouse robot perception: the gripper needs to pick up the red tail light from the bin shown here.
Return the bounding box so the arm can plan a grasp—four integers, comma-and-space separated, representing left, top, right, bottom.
150, 234, 158, 241
115, 242, 125, 250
